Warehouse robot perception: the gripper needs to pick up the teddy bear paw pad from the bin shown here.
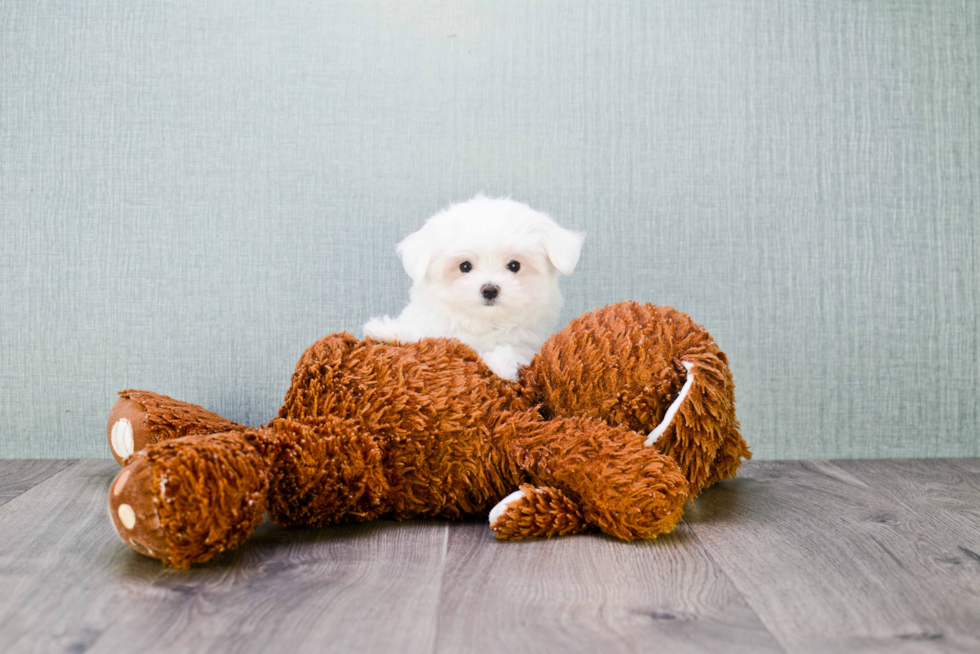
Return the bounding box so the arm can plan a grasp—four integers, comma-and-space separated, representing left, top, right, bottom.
117, 503, 136, 529
110, 418, 134, 460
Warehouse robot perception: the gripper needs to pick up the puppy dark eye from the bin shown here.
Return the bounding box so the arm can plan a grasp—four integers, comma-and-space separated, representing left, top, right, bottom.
507, 260, 520, 273
459, 261, 473, 273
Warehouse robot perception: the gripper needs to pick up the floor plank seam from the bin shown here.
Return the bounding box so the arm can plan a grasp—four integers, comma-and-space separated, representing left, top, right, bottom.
680, 515, 791, 654
429, 523, 451, 654
0, 459, 80, 513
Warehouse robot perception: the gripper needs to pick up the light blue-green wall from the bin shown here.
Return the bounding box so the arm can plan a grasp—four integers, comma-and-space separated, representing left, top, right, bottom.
2, 1, 978, 460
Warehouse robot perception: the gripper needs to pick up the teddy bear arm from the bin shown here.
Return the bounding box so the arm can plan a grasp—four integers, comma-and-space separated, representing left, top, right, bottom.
108, 390, 246, 465
499, 415, 690, 540
488, 484, 591, 539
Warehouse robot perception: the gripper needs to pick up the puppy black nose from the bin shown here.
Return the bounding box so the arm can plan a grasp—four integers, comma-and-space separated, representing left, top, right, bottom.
481, 284, 500, 300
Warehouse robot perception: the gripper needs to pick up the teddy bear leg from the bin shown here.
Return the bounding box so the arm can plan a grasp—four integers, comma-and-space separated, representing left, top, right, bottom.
107, 390, 245, 465
488, 484, 591, 539
107, 431, 270, 568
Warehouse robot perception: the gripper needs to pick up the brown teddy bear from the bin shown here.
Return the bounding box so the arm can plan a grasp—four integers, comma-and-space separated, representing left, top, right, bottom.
106, 301, 749, 568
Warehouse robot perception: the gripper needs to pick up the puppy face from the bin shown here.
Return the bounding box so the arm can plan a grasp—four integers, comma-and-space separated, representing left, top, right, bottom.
429, 242, 551, 319
398, 196, 585, 324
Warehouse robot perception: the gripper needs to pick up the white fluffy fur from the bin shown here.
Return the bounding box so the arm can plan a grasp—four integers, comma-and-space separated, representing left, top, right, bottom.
363, 195, 585, 381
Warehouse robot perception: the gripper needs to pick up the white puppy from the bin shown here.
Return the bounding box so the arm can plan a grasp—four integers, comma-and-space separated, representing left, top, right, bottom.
363, 195, 585, 381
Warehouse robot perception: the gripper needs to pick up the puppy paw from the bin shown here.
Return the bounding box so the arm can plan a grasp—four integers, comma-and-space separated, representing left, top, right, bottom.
484, 358, 519, 382
479, 345, 527, 382
363, 316, 400, 344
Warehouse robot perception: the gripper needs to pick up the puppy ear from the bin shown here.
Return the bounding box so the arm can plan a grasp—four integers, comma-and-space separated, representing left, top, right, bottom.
539, 221, 585, 276
396, 228, 432, 284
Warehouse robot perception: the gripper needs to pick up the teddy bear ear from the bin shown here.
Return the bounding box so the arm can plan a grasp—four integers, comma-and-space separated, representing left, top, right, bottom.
539, 221, 585, 276
396, 228, 433, 284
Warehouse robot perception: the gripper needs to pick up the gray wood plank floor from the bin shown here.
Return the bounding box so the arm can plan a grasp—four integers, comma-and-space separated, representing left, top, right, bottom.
0, 459, 977, 654
0, 459, 75, 507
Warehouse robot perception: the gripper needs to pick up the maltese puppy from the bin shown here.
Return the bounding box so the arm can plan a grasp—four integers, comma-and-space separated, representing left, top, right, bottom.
363, 195, 585, 381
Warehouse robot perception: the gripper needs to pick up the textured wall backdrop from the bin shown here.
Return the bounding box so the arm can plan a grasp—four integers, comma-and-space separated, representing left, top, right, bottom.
1, 1, 978, 459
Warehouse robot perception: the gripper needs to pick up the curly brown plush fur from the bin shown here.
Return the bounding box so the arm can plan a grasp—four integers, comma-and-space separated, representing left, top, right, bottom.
106, 302, 749, 568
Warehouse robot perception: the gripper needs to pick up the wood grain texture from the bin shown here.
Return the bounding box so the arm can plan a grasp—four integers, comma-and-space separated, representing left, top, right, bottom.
0, 459, 75, 507
88, 520, 450, 654
2, 459, 979, 653
434, 521, 782, 654
685, 459, 980, 653
0, 461, 448, 654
